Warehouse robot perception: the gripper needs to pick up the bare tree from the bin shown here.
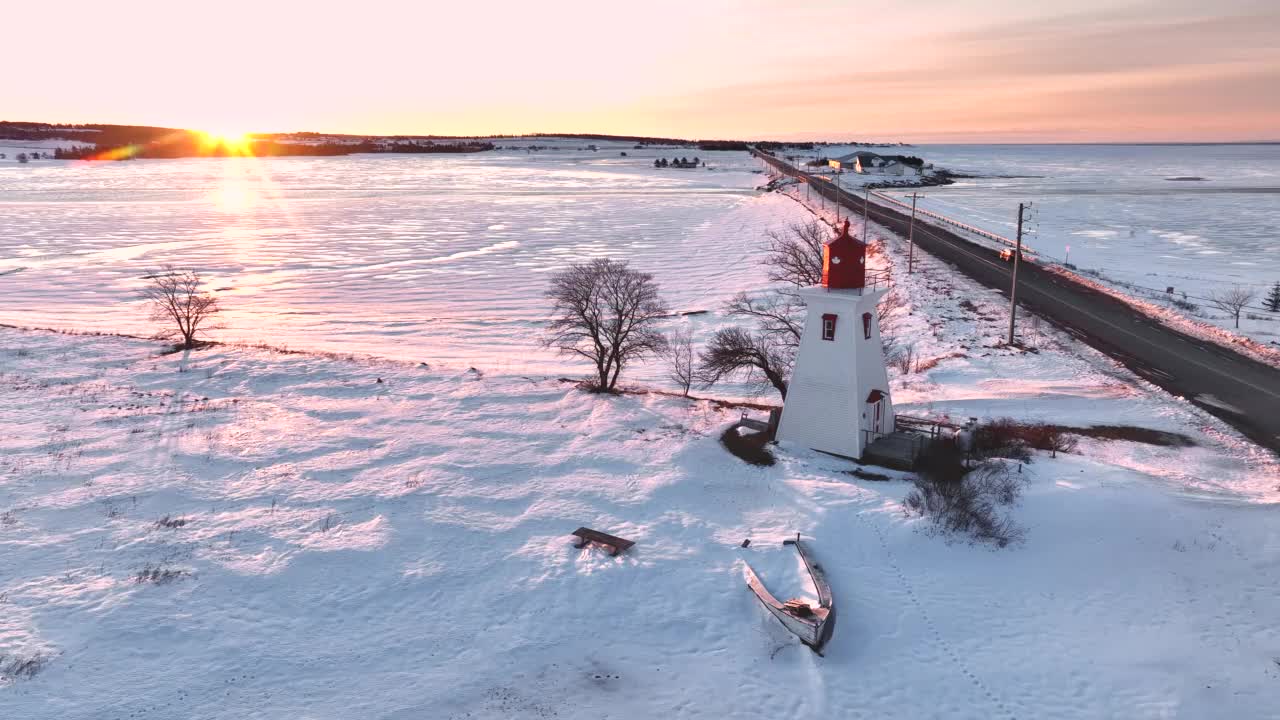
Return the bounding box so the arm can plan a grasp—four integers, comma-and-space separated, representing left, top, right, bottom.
890, 343, 917, 374
141, 267, 222, 350
699, 326, 791, 400
660, 326, 696, 397
701, 221, 833, 400
724, 292, 805, 348
763, 220, 827, 291
1208, 286, 1257, 328
544, 258, 669, 393
876, 288, 908, 358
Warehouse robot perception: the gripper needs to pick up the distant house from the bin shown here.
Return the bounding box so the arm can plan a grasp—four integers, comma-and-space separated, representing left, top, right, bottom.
828, 151, 880, 172
874, 159, 921, 177
829, 151, 921, 177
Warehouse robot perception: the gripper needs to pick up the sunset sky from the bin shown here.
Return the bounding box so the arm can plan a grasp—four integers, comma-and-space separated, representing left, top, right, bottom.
8, 0, 1279, 142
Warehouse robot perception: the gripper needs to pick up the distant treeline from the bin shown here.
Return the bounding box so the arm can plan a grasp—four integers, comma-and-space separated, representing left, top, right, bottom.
51, 139, 495, 160
695, 140, 817, 152
528, 132, 693, 145
1, 121, 177, 147
2, 121, 904, 158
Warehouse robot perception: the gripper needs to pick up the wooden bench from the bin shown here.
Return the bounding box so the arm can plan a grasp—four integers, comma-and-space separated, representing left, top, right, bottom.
571, 527, 635, 556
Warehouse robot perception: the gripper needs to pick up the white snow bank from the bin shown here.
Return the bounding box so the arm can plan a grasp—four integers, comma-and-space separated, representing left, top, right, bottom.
1, 328, 1277, 719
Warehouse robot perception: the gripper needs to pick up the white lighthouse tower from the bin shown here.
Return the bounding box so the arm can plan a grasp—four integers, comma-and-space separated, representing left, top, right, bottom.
777, 219, 893, 459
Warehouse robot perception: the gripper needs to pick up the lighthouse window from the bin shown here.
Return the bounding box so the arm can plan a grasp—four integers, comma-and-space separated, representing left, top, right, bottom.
821, 313, 837, 341
862, 312, 873, 339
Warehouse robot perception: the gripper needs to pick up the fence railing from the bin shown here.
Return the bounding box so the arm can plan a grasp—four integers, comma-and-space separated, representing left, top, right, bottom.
864, 268, 891, 291
869, 191, 1018, 249
895, 414, 959, 438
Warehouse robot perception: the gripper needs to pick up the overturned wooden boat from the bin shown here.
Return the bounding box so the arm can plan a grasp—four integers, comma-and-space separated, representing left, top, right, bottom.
743, 534, 836, 655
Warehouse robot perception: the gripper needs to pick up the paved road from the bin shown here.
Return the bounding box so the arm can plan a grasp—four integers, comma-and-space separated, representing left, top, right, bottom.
755, 151, 1280, 455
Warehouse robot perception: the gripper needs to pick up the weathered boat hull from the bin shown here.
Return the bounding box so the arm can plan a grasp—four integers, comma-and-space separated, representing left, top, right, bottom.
743, 537, 837, 655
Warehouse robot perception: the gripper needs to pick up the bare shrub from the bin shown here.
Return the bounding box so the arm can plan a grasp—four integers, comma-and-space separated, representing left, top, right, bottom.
1207, 286, 1257, 329
877, 288, 908, 357
904, 460, 1024, 547
154, 515, 187, 529
967, 463, 1023, 506
889, 343, 916, 374
134, 563, 189, 584
320, 513, 340, 533
974, 418, 1079, 459
972, 418, 1033, 462
660, 326, 696, 397
1, 651, 50, 682
720, 425, 776, 466
142, 267, 222, 350
543, 258, 669, 393
1022, 424, 1079, 458
699, 326, 792, 399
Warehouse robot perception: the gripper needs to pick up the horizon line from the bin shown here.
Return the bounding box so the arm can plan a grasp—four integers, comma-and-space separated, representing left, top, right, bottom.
3, 120, 1278, 147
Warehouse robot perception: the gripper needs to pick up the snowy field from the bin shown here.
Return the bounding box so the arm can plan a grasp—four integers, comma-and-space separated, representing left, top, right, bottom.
3, 179, 1278, 717
3, 140, 1279, 376
0, 140, 781, 380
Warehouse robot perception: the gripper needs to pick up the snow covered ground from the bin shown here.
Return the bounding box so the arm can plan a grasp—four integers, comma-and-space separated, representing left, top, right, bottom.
0, 141, 790, 382
4, 168, 1278, 717
1, 326, 1277, 719
4, 140, 1277, 372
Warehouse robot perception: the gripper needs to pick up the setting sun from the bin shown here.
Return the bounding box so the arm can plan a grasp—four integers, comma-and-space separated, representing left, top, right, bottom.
197, 128, 253, 154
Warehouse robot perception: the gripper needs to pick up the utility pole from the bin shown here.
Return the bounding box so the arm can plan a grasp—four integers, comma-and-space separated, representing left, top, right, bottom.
1007, 202, 1028, 346
906, 192, 921, 274
861, 187, 871, 244
835, 169, 841, 224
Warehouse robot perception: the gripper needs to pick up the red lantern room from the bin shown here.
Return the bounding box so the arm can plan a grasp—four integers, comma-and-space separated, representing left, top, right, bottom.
822, 219, 867, 290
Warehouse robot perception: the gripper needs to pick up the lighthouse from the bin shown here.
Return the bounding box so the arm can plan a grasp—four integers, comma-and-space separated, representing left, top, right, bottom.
777, 219, 893, 460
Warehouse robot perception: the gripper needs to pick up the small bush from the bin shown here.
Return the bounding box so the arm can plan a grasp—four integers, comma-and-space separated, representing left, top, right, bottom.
888, 344, 917, 374
973, 418, 1033, 461
135, 563, 189, 584
154, 515, 187, 529
1171, 298, 1199, 313
967, 463, 1023, 506
720, 425, 775, 466
972, 418, 1079, 460
904, 461, 1024, 547
1, 652, 50, 682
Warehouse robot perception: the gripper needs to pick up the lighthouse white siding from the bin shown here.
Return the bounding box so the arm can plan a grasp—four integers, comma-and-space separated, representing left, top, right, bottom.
778, 287, 894, 459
